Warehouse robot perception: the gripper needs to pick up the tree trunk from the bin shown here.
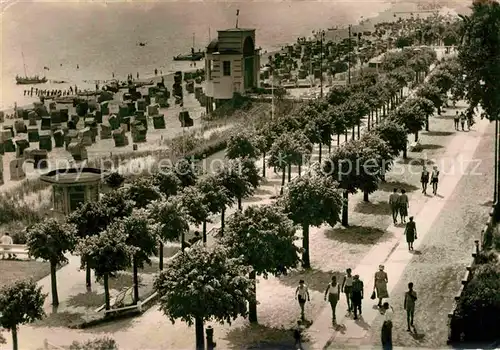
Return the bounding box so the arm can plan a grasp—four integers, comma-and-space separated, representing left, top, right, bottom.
280, 168, 286, 195
328, 142, 332, 154
344, 132, 347, 143
181, 230, 186, 251
368, 111, 371, 131
403, 143, 408, 159
426, 114, 429, 131
352, 126, 355, 140
342, 191, 349, 226
375, 108, 379, 123
195, 317, 205, 350
287, 163, 292, 182
437, 106, 441, 115
298, 164, 302, 177
383, 104, 386, 117
202, 220, 207, 244
159, 241, 164, 269
237, 197, 242, 210
338, 135, 341, 146
363, 190, 369, 202
302, 223, 311, 269
220, 208, 225, 236
12, 326, 18, 350
318, 143, 322, 164
50, 260, 59, 306
249, 270, 258, 323
357, 123, 360, 139
133, 257, 139, 304
262, 152, 266, 178
104, 272, 111, 311
86, 265, 91, 290
415, 130, 419, 142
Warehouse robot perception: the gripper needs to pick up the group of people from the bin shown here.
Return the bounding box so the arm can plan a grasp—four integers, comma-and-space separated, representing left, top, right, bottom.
453, 111, 475, 131
294, 265, 419, 349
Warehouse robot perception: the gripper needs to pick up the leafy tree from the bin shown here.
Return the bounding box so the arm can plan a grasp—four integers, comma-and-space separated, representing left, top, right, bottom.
68, 192, 133, 288
305, 109, 332, 163
359, 133, 393, 199
196, 174, 232, 237
326, 85, 352, 105
178, 186, 210, 243
152, 170, 182, 197
76, 230, 136, 310
0, 280, 46, 350
226, 131, 259, 159
391, 100, 426, 142
148, 198, 189, 269
329, 105, 348, 146
115, 209, 157, 303
253, 128, 275, 177
416, 84, 445, 116
154, 245, 254, 350
221, 205, 300, 322
341, 95, 369, 140
408, 96, 436, 132
174, 159, 198, 188
105, 172, 125, 189
429, 68, 455, 95
26, 219, 77, 306
372, 121, 408, 158
216, 159, 254, 210
395, 36, 413, 48
279, 174, 343, 268
458, 0, 500, 120
323, 140, 378, 226
124, 177, 161, 208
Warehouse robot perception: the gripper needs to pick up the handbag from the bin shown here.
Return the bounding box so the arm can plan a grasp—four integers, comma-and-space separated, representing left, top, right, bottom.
370, 291, 376, 300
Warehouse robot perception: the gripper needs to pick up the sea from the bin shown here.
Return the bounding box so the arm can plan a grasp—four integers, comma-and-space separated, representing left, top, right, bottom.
0, 0, 468, 111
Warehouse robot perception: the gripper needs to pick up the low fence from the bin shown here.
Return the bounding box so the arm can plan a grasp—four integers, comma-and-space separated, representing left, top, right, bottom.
447, 202, 499, 344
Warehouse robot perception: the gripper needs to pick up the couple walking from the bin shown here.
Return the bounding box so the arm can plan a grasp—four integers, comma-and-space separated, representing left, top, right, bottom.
420, 165, 439, 195
323, 270, 364, 324
389, 189, 409, 224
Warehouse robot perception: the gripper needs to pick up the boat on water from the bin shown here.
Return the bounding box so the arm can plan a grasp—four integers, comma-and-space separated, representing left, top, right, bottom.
15, 52, 48, 85
173, 34, 205, 61
16, 75, 47, 85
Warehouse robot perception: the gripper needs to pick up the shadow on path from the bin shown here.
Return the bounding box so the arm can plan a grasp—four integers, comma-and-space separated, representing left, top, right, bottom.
278, 268, 341, 293
396, 157, 435, 166
325, 225, 389, 245
420, 144, 444, 151
378, 181, 419, 193
422, 131, 455, 137
355, 201, 392, 216
224, 323, 308, 350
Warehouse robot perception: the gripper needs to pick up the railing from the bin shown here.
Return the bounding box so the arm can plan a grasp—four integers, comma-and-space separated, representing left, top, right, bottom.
0, 244, 30, 258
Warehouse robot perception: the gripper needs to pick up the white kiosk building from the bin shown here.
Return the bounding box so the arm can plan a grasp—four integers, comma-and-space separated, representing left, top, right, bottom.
205, 28, 260, 112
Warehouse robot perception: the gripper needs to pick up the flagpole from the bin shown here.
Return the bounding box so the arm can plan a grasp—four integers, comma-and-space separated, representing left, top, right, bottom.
236, 9, 239, 28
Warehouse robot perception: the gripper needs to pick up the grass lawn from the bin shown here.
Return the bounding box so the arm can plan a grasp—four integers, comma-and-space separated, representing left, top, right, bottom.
0, 259, 50, 289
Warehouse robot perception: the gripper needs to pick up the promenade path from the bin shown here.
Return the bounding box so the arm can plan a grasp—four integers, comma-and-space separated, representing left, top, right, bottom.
310, 111, 493, 349
5, 49, 459, 349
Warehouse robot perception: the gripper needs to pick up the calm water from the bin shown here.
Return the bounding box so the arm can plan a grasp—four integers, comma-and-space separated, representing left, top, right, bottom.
0, 0, 397, 109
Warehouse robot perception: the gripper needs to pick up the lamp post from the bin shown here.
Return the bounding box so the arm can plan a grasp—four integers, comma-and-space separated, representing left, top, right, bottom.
480, 79, 498, 203
319, 30, 325, 98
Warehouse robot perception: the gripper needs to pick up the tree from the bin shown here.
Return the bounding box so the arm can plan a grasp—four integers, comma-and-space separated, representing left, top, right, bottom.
279, 174, 343, 268
68, 192, 133, 289
409, 95, 436, 132
305, 108, 332, 163
0, 280, 46, 350
221, 205, 300, 322
226, 131, 259, 159
196, 174, 233, 237
69, 337, 118, 350
148, 198, 189, 269
117, 210, 157, 304
76, 230, 136, 310
458, 0, 500, 120
416, 84, 445, 116
329, 105, 348, 146
174, 159, 198, 188
154, 245, 254, 350
429, 68, 455, 95
152, 170, 182, 197
323, 140, 378, 226
105, 172, 125, 189
124, 177, 161, 208
26, 219, 77, 306
253, 128, 275, 177
178, 186, 210, 243
216, 159, 254, 210
359, 133, 393, 200
391, 100, 426, 142
372, 121, 408, 158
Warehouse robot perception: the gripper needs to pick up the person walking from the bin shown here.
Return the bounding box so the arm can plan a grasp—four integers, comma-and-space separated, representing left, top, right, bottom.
295, 279, 310, 321
404, 282, 417, 331
381, 302, 394, 350
431, 165, 440, 195
374, 265, 389, 308
293, 321, 304, 349
420, 166, 430, 195
389, 189, 400, 225
460, 112, 466, 131
324, 275, 341, 325
453, 111, 460, 130
342, 268, 354, 313
398, 189, 409, 224
351, 274, 364, 320
404, 216, 417, 251
0, 232, 14, 259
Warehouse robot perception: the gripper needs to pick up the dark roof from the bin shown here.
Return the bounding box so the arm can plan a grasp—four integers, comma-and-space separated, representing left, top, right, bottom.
40, 167, 109, 184
207, 39, 219, 53
221, 28, 255, 32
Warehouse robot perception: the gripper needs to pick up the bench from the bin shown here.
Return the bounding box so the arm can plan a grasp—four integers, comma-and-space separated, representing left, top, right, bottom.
0, 244, 30, 259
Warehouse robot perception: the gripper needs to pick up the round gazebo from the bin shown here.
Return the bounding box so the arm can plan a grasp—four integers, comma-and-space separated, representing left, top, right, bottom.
40, 167, 109, 215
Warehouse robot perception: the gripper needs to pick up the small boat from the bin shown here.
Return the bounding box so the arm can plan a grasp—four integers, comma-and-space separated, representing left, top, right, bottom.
173, 34, 205, 61
138, 42, 147, 47
16, 52, 48, 85
52, 80, 67, 84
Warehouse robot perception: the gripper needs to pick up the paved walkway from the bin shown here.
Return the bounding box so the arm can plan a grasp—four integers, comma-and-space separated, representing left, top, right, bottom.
307, 112, 492, 349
